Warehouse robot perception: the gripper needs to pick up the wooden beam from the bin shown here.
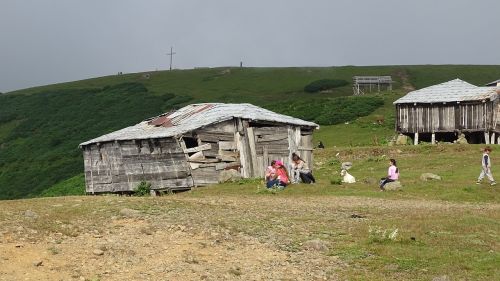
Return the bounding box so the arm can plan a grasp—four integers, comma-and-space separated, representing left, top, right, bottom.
491, 132, 496, 145
188, 158, 220, 163
485, 132, 490, 144
414, 132, 419, 145
247, 127, 258, 177
218, 141, 236, 150
431, 133, 435, 145
215, 161, 241, 171
183, 143, 211, 154
256, 134, 288, 142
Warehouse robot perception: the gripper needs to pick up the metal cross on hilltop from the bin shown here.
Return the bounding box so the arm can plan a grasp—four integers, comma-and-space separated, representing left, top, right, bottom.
167, 46, 176, 71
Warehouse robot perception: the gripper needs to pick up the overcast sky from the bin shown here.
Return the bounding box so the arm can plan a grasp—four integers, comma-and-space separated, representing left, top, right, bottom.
1, 0, 499, 92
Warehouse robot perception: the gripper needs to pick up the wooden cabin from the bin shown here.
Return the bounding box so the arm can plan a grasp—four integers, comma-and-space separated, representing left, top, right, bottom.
394, 79, 500, 145
79, 103, 319, 194
353, 76, 393, 95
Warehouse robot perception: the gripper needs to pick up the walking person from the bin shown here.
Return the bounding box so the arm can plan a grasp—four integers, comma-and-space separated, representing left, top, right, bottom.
477, 147, 496, 186
380, 159, 399, 191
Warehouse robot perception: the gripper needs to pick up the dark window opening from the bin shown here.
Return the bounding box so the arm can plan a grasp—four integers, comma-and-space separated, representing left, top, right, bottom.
248, 122, 280, 128
183, 137, 198, 148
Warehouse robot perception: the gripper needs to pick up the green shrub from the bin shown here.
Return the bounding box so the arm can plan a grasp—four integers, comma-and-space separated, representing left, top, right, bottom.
271, 96, 384, 125
134, 181, 151, 196
304, 79, 349, 93
330, 177, 343, 185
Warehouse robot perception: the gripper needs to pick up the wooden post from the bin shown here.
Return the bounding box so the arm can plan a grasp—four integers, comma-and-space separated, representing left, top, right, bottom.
246, 127, 258, 177
414, 132, 419, 145
491, 132, 496, 145
431, 133, 436, 145
485, 131, 490, 144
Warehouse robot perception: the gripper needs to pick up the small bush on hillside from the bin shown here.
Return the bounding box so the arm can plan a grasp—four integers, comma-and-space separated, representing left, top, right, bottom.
135, 181, 151, 196
304, 79, 349, 93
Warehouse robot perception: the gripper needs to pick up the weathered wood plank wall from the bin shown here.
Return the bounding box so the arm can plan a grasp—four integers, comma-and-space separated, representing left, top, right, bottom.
84, 138, 193, 194
83, 118, 317, 194
396, 101, 498, 133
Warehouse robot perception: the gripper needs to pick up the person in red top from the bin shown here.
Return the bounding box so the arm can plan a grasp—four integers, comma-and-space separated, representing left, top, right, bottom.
266, 160, 290, 188
275, 160, 290, 187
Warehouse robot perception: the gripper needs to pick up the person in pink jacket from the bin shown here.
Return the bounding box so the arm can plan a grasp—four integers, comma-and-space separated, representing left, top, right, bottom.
380, 159, 399, 190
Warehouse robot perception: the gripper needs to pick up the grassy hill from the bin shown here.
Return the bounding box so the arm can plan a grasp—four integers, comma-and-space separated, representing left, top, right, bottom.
1, 65, 500, 199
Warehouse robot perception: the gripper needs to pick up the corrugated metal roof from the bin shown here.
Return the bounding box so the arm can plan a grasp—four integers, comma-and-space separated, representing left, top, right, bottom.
485, 79, 500, 87
80, 103, 319, 146
353, 76, 393, 84
393, 79, 498, 104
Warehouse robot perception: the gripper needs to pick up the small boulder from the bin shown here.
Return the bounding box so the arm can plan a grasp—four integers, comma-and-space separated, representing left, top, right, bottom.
396, 134, 409, 145
93, 249, 104, 256
420, 173, 442, 181
24, 210, 38, 219
341, 162, 353, 170
456, 133, 468, 144
119, 208, 141, 218
363, 177, 377, 185
33, 260, 43, 267
303, 239, 329, 252
384, 181, 402, 191
218, 169, 242, 183
432, 275, 450, 281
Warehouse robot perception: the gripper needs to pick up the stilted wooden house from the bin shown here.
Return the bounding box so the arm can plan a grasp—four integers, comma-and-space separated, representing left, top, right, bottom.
79, 103, 319, 194
394, 79, 500, 145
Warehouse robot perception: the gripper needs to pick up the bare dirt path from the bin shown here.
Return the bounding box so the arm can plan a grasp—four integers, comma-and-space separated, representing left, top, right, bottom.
0, 195, 498, 281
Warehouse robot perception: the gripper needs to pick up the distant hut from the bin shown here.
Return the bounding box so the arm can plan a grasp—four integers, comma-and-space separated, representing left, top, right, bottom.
80, 103, 319, 194
394, 79, 500, 145
353, 76, 393, 95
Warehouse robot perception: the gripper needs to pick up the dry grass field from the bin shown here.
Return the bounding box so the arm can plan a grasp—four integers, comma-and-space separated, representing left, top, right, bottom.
1, 145, 499, 281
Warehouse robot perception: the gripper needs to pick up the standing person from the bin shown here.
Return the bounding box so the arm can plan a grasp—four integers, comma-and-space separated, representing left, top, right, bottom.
275, 160, 290, 188
477, 147, 496, 186
380, 159, 399, 190
291, 153, 316, 184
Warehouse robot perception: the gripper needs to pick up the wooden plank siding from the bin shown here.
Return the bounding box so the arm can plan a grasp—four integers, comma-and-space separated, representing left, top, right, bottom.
83, 138, 194, 194
396, 101, 498, 134
82, 118, 317, 194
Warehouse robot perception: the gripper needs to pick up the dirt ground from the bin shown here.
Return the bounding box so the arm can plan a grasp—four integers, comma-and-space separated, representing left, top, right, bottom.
0, 195, 498, 281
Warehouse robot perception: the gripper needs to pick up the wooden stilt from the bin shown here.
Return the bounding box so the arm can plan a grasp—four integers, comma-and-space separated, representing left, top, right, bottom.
491, 132, 496, 145
414, 133, 419, 145
431, 133, 436, 145
485, 131, 490, 144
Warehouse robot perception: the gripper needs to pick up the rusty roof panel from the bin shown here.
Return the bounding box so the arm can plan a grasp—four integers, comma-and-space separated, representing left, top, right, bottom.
80, 103, 318, 146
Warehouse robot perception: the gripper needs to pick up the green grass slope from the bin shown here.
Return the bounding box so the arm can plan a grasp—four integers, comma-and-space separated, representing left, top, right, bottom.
1, 65, 500, 199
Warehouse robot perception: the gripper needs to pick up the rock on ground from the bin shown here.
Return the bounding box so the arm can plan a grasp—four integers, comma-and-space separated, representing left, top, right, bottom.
363, 177, 377, 185
303, 239, 329, 252
432, 275, 450, 281
24, 210, 39, 219
119, 208, 141, 218
396, 134, 409, 145
341, 162, 353, 170
420, 173, 442, 181
384, 181, 402, 191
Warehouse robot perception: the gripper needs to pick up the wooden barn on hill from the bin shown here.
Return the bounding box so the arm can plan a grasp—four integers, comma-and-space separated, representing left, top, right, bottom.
80, 103, 319, 194
394, 79, 500, 145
